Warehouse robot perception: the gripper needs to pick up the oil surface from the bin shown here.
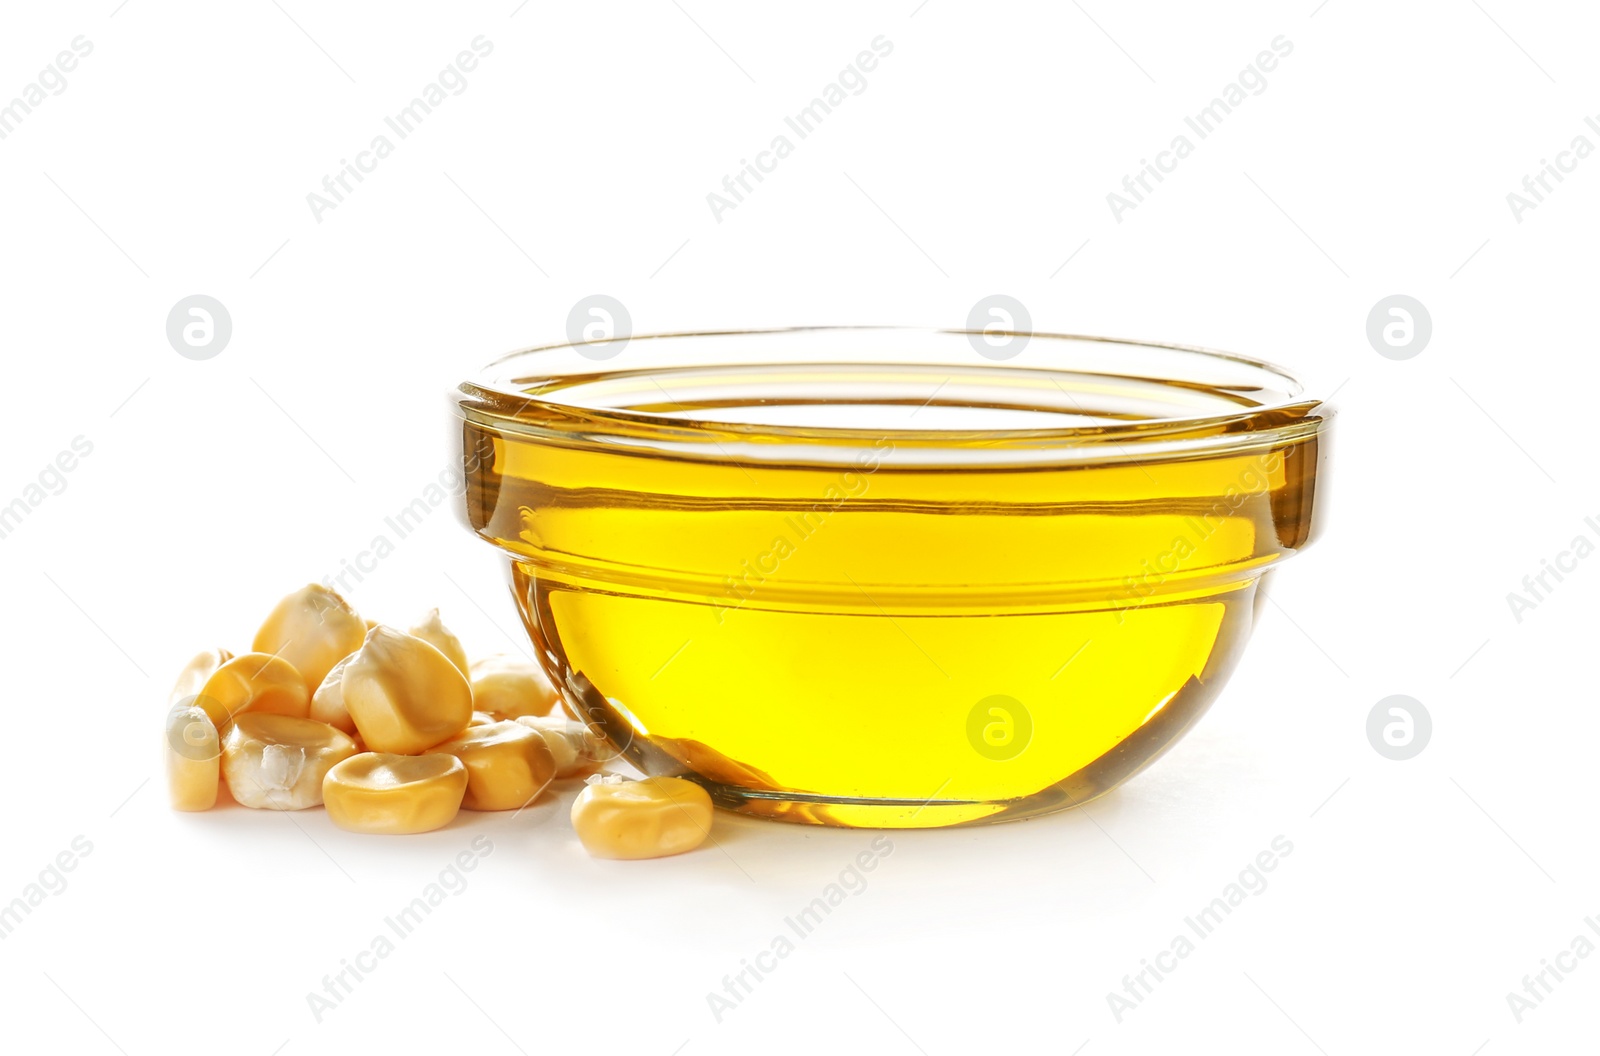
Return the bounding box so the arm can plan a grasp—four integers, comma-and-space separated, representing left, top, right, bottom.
460, 362, 1324, 826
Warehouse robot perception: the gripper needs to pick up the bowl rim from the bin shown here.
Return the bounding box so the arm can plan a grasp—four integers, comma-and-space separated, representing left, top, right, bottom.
454, 326, 1330, 463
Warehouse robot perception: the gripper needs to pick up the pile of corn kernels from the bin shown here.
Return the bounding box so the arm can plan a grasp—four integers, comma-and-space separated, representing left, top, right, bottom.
165, 584, 713, 859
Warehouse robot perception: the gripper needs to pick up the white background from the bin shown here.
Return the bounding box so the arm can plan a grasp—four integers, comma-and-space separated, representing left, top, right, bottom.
1, 1, 1594, 1052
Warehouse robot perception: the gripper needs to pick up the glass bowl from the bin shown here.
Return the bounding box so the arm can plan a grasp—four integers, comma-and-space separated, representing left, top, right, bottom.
452, 327, 1330, 828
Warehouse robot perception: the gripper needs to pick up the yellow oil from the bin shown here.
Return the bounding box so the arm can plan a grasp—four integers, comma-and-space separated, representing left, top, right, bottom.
459, 363, 1325, 827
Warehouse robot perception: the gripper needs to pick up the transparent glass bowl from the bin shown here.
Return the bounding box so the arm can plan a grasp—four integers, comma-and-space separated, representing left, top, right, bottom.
453, 328, 1330, 827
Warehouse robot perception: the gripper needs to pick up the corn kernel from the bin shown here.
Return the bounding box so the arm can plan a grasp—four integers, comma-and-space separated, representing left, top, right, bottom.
341, 626, 472, 754
408, 608, 469, 678
514, 715, 607, 778
470, 654, 558, 719
168, 647, 232, 707
221, 714, 357, 810
469, 710, 497, 727
165, 704, 220, 811
253, 584, 366, 693
194, 652, 308, 729
322, 752, 469, 835
570, 776, 713, 859
425, 720, 554, 811
308, 653, 358, 735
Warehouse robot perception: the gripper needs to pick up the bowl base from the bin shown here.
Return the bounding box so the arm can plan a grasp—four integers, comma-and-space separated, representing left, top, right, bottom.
670, 672, 1216, 828
515, 561, 1261, 829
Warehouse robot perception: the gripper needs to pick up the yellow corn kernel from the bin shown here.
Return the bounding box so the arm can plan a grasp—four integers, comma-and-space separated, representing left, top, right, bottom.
570, 776, 713, 860
426, 720, 554, 811
514, 715, 607, 778
168, 647, 232, 707
194, 653, 308, 729
309, 653, 358, 735
408, 608, 469, 678
468, 710, 497, 727
221, 714, 357, 810
253, 584, 367, 693
165, 704, 220, 811
323, 752, 469, 835
341, 626, 472, 754
469, 654, 558, 719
